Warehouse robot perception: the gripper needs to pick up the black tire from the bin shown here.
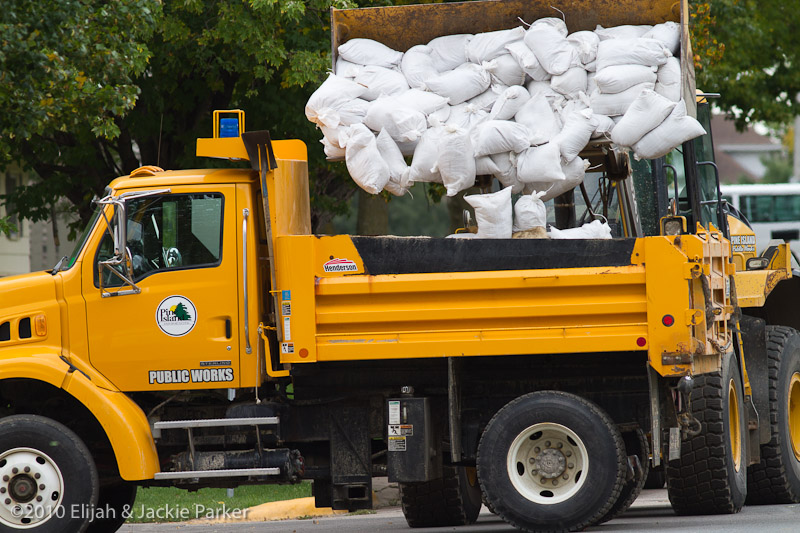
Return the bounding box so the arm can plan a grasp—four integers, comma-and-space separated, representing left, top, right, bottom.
596, 427, 650, 524
746, 326, 800, 504
644, 466, 666, 489
477, 391, 626, 532
86, 482, 137, 533
0, 415, 99, 533
399, 465, 481, 527
666, 350, 747, 514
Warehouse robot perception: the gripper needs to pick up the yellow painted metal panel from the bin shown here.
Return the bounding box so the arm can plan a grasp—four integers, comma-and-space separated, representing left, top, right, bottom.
273, 159, 312, 237
0, 352, 159, 480
275, 236, 318, 363
736, 269, 792, 308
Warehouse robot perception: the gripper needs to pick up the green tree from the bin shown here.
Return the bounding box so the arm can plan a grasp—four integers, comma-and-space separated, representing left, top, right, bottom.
691, 0, 800, 129
172, 303, 192, 321
1, 0, 360, 236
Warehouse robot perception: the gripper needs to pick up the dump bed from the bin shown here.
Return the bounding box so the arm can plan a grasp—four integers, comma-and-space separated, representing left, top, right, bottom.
331, 0, 696, 117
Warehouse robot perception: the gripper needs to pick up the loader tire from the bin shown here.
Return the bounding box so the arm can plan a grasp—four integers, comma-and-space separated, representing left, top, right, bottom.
746, 326, 800, 504
478, 391, 626, 532
399, 465, 481, 527
596, 427, 650, 524
666, 350, 747, 514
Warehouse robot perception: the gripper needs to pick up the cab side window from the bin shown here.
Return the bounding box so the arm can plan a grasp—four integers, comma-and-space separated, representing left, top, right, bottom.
94, 193, 224, 286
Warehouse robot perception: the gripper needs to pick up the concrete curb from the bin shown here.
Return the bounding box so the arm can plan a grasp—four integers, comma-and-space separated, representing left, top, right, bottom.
197, 478, 401, 524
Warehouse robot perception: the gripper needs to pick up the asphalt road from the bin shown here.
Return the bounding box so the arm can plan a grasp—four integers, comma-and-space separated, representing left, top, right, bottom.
119, 490, 800, 533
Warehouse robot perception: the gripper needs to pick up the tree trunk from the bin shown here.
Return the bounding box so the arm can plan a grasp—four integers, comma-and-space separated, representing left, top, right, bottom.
356, 190, 388, 235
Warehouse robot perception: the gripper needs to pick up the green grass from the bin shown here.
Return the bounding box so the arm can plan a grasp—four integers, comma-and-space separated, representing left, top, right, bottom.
127, 482, 312, 523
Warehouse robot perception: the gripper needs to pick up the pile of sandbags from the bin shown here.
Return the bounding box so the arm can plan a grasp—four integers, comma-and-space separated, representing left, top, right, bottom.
305, 17, 705, 236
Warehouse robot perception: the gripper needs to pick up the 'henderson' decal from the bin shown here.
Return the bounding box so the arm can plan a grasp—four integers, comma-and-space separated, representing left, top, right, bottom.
323, 258, 358, 273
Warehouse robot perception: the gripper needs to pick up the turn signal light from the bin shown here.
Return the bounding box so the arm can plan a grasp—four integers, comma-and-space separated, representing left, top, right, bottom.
34, 314, 47, 337
662, 314, 675, 327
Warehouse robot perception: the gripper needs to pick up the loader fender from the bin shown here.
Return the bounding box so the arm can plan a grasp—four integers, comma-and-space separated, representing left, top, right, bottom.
0, 351, 160, 481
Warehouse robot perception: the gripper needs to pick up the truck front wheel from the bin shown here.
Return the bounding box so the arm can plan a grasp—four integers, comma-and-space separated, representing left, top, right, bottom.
477, 391, 626, 532
746, 326, 800, 504
399, 465, 481, 527
0, 415, 99, 533
666, 350, 747, 514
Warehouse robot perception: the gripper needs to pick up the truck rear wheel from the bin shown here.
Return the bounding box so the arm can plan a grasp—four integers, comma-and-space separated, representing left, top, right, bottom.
0, 415, 99, 533
477, 391, 626, 532
399, 465, 481, 527
596, 427, 650, 524
746, 326, 800, 504
666, 350, 747, 514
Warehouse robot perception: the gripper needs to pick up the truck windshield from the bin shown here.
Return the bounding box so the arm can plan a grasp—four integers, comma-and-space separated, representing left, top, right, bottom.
63, 206, 103, 271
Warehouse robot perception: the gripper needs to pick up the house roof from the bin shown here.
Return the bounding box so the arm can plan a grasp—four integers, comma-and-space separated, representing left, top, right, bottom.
710, 115, 782, 183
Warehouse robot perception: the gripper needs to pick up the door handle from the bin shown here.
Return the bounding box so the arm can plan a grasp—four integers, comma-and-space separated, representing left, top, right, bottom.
225, 318, 232, 339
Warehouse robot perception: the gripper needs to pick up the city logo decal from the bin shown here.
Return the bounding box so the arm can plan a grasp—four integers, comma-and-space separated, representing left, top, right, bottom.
323, 257, 358, 273
156, 295, 198, 337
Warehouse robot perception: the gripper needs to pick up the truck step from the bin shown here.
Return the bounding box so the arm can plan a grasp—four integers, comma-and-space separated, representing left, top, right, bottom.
153, 467, 280, 480
153, 417, 279, 430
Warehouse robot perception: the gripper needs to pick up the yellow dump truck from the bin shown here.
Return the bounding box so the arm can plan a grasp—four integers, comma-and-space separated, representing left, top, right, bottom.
3, 1, 800, 532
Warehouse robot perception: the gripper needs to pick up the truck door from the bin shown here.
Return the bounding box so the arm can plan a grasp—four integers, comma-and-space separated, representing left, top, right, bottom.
82, 185, 242, 391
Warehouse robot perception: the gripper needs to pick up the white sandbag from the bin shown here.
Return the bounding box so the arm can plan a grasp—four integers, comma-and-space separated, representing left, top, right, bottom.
585, 60, 597, 72
596, 38, 671, 70
400, 45, 439, 90
376, 129, 410, 196
428, 34, 473, 72
364, 98, 427, 143
550, 219, 612, 239
321, 137, 345, 160
470, 120, 533, 157
516, 142, 565, 184
305, 73, 367, 128
594, 24, 652, 41
476, 155, 501, 175
515, 94, 561, 145
633, 99, 707, 159
426, 63, 491, 105
567, 31, 600, 65
447, 102, 490, 130
338, 38, 402, 68
468, 84, 505, 112
592, 114, 616, 139
355, 65, 410, 101
552, 109, 597, 162
428, 105, 452, 124
408, 126, 444, 183
513, 189, 548, 232
644, 21, 680, 56
335, 57, 363, 79
524, 24, 580, 75
589, 82, 655, 116
446, 232, 478, 239
551, 67, 588, 98
319, 124, 346, 149
344, 124, 390, 194
655, 56, 681, 102
587, 71, 597, 94
490, 86, 531, 120
527, 80, 560, 104
396, 139, 419, 157
530, 17, 568, 38
465, 187, 513, 239
490, 152, 524, 193
337, 98, 371, 126
467, 26, 525, 64
505, 41, 550, 81
483, 54, 526, 86
394, 89, 450, 115
594, 64, 657, 94
524, 156, 588, 200
439, 125, 477, 197
610, 89, 676, 147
